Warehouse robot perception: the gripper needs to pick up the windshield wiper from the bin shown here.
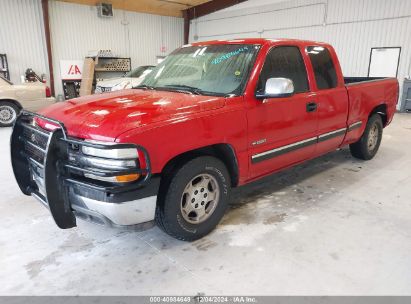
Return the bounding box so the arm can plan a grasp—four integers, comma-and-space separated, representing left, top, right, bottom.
133, 84, 155, 90
160, 84, 204, 95
163, 85, 234, 97
137, 84, 228, 97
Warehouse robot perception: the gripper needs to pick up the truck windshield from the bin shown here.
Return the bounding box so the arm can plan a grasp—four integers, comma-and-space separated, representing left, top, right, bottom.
125, 66, 154, 78
138, 44, 260, 96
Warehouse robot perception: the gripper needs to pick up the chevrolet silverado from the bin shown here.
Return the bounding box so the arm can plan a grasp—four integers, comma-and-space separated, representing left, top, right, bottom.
11, 39, 398, 241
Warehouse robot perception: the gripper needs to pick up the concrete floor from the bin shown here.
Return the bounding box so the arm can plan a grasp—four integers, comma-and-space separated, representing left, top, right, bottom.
1, 114, 411, 296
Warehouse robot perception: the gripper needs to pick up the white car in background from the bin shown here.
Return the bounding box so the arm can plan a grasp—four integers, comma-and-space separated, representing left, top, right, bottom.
95, 65, 155, 93
0, 76, 55, 127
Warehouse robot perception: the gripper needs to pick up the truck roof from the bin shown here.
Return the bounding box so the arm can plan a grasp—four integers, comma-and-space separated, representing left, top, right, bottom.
190, 38, 331, 48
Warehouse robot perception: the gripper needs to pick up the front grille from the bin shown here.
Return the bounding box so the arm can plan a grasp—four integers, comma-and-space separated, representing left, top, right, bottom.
21, 123, 50, 164
11, 111, 79, 229
22, 126, 49, 148
13, 111, 152, 197
25, 141, 45, 163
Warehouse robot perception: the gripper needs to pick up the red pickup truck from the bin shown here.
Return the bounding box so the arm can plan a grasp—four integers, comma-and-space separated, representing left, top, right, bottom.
11, 38, 398, 241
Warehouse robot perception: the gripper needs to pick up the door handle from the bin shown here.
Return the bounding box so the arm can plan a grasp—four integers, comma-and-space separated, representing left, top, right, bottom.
306, 102, 317, 112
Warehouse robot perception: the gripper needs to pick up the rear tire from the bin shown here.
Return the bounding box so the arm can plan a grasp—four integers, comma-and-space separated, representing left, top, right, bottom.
155, 156, 231, 241
349, 114, 383, 160
0, 101, 20, 127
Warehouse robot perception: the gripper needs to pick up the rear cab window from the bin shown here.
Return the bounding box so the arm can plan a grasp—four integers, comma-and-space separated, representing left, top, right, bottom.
306, 46, 338, 90
257, 46, 309, 94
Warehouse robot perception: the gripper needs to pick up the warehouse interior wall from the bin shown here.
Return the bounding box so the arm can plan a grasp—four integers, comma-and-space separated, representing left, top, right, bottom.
0, 0, 49, 86
49, 1, 184, 97
190, 0, 411, 109
0, 0, 184, 97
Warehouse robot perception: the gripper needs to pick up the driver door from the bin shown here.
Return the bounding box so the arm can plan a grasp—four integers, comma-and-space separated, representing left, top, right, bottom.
247, 46, 318, 179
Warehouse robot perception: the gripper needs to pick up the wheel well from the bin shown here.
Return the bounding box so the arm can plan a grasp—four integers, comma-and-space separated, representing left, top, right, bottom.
160, 144, 239, 187
369, 104, 387, 126
0, 99, 23, 110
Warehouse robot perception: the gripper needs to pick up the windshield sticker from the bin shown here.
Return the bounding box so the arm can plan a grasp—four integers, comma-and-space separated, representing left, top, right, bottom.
211, 46, 249, 65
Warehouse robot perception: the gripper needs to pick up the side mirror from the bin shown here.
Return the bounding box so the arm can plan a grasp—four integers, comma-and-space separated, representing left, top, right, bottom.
256, 78, 295, 99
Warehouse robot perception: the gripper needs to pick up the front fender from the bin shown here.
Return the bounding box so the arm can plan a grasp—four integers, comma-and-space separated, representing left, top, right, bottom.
115, 102, 248, 177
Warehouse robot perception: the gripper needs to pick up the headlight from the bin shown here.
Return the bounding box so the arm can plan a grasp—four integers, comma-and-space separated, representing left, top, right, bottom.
80, 140, 140, 183
111, 80, 131, 91
79, 156, 137, 170
81, 140, 138, 159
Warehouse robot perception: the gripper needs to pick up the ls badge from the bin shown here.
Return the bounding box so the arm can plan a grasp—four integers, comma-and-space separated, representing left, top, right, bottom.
252, 139, 267, 146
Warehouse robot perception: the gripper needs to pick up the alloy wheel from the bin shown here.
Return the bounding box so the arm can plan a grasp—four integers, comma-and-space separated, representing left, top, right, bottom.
0, 105, 17, 125
180, 173, 220, 224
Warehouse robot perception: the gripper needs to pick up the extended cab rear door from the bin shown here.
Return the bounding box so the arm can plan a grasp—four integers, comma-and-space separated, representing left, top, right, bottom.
247, 45, 318, 179
305, 45, 349, 156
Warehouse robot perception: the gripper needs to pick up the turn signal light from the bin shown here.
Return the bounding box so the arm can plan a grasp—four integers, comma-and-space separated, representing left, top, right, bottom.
115, 174, 140, 183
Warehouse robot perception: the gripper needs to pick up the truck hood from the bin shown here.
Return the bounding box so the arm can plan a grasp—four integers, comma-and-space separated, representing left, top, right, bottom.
38, 89, 225, 141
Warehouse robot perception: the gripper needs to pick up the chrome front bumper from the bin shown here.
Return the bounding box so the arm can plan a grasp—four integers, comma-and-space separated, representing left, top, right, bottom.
73, 195, 157, 226
31, 166, 159, 227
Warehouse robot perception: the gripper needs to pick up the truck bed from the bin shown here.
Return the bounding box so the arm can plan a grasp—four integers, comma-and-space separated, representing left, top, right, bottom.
344, 77, 388, 85
341, 76, 399, 146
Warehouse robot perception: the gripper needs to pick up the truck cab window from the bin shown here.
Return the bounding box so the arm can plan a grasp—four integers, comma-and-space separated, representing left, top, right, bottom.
257, 46, 309, 94
307, 46, 338, 90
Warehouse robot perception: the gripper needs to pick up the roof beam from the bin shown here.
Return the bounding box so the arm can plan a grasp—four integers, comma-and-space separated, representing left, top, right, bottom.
185, 0, 247, 20
55, 0, 212, 17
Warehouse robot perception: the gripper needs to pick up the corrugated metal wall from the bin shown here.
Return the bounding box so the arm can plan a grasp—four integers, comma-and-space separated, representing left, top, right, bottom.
0, 0, 48, 84
190, 0, 411, 108
49, 1, 184, 96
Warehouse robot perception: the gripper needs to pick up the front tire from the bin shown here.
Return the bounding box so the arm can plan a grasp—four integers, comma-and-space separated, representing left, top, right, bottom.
349, 114, 383, 160
156, 156, 231, 241
0, 101, 20, 127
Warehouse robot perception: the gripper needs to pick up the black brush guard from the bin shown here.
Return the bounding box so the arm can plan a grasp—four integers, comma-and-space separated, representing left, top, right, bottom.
10, 111, 152, 229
